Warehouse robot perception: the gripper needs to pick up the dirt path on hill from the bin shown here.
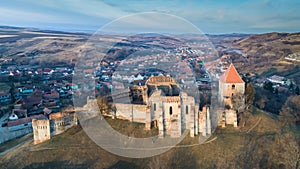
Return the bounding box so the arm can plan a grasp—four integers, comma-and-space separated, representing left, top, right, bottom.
29, 136, 218, 152
247, 118, 262, 133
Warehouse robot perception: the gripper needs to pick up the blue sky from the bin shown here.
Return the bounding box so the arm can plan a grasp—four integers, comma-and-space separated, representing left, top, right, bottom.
0, 0, 299, 34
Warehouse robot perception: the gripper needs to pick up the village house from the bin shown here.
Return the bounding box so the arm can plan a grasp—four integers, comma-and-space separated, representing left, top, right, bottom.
0, 91, 11, 103
7, 114, 46, 131
267, 75, 286, 85
43, 68, 54, 75
19, 87, 34, 96
9, 109, 28, 119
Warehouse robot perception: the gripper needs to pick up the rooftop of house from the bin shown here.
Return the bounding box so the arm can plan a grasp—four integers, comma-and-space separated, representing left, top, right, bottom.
0, 91, 10, 96
23, 91, 43, 108
7, 114, 47, 127
49, 111, 75, 120
268, 75, 286, 81
12, 109, 27, 116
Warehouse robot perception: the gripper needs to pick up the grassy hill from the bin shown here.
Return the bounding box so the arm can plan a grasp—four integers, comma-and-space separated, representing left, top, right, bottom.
0, 107, 299, 169
230, 32, 300, 75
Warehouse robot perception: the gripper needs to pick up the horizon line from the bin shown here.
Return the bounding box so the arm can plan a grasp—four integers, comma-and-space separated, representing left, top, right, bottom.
1, 24, 300, 36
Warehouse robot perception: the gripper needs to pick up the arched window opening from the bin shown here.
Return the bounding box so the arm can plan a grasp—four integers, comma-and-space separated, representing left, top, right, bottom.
232, 84, 235, 90
154, 103, 156, 111
186, 105, 189, 115
169, 106, 173, 115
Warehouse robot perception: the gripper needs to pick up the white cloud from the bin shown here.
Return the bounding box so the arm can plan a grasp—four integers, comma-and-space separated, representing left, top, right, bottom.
99, 12, 203, 34
0, 7, 62, 23
0, 0, 299, 33
65, 0, 129, 19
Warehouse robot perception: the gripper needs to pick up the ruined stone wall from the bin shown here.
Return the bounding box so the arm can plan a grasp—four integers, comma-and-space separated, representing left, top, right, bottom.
32, 119, 50, 145
218, 80, 225, 103
114, 103, 148, 123
130, 85, 148, 104
112, 77, 208, 138
225, 109, 237, 127
218, 80, 245, 128
50, 112, 78, 136
146, 76, 177, 84
0, 127, 32, 144
199, 107, 206, 135
149, 91, 183, 138
180, 93, 197, 137
161, 101, 181, 138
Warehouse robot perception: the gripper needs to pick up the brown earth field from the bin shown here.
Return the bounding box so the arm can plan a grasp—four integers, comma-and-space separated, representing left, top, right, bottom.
1, 27, 299, 77
230, 32, 300, 75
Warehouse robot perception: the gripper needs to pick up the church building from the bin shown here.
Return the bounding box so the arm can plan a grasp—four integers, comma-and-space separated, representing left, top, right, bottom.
113, 76, 212, 138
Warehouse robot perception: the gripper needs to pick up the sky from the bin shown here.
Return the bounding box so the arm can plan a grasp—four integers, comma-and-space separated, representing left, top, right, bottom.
0, 0, 299, 34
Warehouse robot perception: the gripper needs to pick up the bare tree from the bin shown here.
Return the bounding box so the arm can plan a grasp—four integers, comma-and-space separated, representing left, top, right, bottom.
231, 92, 245, 114
245, 83, 255, 109
279, 95, 300, 123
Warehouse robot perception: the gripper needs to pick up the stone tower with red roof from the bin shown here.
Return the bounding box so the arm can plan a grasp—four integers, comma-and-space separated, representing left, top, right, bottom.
218, 63, 245, 127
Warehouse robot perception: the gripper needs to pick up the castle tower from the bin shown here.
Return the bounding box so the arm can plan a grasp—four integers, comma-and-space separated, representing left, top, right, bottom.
219, 63, 245, 127
32, 119, 51, 144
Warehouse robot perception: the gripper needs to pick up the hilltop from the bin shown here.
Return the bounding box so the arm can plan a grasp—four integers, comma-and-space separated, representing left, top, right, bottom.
1, 26, 299, 72
0, 107, 299, 169
0, 26, 89, 67
229, 32, 300, 74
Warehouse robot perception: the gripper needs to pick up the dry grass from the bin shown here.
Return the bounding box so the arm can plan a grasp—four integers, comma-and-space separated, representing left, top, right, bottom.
0, 107, 299, 169
105, 117, 158, 138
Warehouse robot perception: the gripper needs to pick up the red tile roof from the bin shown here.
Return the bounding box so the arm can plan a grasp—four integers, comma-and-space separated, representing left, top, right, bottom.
83, 69, 93, 73
7, 114, 46, 127
0, 92, 10, 96
220, 63, 244, 83
44, 68, 52, 73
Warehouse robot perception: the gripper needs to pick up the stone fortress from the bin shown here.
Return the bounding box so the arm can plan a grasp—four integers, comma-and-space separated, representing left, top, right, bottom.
31, 63, 245, 143
32, 111, 77, 144
113, 76, 212, 138
112, 63, 245, 137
